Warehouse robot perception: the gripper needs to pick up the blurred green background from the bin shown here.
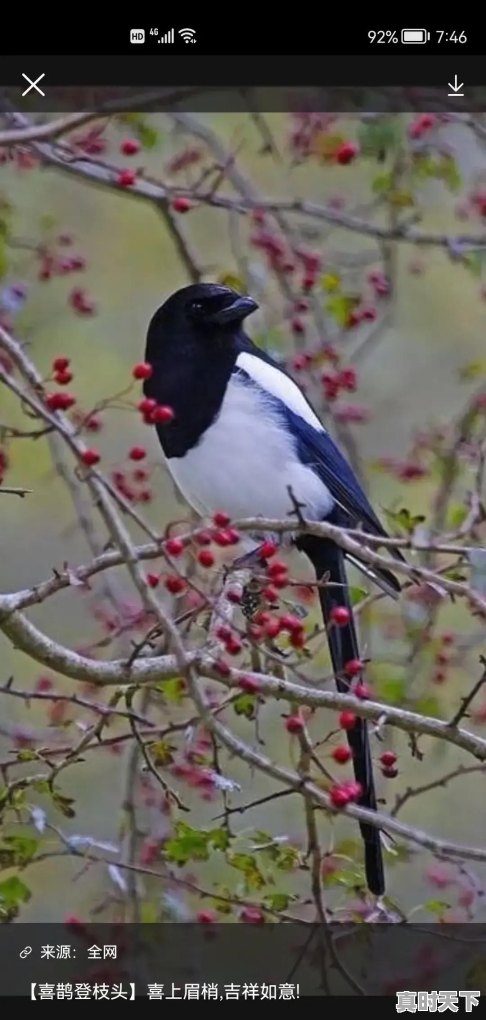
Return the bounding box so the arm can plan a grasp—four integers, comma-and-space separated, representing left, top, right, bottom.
1, 111, 486, 922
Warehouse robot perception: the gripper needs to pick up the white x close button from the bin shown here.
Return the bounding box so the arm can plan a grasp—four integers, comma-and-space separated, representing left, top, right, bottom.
21, 73, 45, 97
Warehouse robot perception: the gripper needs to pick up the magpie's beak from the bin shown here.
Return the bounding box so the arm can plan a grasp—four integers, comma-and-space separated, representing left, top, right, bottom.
208, 295, 258, 325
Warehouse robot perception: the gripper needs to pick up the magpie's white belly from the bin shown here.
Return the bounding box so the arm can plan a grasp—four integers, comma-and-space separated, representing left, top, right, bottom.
165, 374, 334, 524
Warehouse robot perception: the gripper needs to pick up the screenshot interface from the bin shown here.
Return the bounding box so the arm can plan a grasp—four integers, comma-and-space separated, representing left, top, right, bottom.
1, 19, 486, 1004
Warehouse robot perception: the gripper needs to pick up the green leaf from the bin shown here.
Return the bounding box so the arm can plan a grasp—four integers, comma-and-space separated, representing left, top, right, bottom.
357, 118, 401, 157
446, 503, 468, 528
325, 294, 360, 328
382, 506, 426, 535
424, 898, 450, 916
148, 740, 175, 766
458, 359, 486, 380
227, 852, 266, 889
437, 154, 462, 193
0, 835, 39, 869
233, 693, 258, 720
0, 875, 31, 919
414, 694, 441, 718
51, 790, 76, 818
376, 675, 407, 704
159, 678, 186, 704
16, 750, 39, 763
372, 172, 393, 194
264, 892, 291, 911
164, 822, 230, 867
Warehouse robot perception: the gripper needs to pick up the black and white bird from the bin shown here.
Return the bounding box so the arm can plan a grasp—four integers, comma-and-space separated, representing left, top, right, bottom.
143, 281, 403, 897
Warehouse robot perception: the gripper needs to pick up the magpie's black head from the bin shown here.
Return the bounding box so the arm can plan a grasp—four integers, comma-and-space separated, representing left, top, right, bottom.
145, 282, 258, 359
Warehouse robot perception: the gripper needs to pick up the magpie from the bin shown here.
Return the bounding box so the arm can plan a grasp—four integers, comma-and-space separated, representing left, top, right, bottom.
143, 281, 403, 897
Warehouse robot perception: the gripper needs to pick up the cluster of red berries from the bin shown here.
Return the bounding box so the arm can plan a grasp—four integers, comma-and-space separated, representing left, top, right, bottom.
432, 631, 455, 684
329, 780, 363, 809
408, 113, 437, 140
132, 364, 175, 426
321, 365, 358, 402
38, 250, 86, 282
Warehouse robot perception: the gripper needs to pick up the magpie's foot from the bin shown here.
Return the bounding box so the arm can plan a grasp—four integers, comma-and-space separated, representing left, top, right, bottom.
241, 578, 264, 620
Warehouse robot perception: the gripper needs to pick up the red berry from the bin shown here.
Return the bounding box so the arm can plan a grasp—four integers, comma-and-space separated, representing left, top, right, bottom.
285, 715, 304, 734
345, 781, 363, 801
151, 405, 174, 424
214, 659, 231, 677
52, 356, 70, 372
216, 626, 231, 641
330, 785, 350, 808
264, 617, 282, 639
382, 766, 399, 779
289, 629, 306, 649
336, 141, 359, 165
225, 528, 240, 545
225, 636, 242, 656
268, 560, 287, 578
172, 196, 192, 213
46, 392, 76, 411
132, 362, 153, 380
339, 367, 357, 392
117, 169, 136, 187
339, 711, 357, 730
198, 549, 215, 568
121, 139, 140, 156
272, 572, 289, 589
355, 683, 371, 700
238, 675, 260, 694
213, 510, 231, 527
330, 606, 350, 626
146, 573, 159, 588
262, 585, 278, 603
138, 397, 157, 414
227, 589, 242, 604
260, 540, 277, 559
129, 446, 146, 461
164, 575, 186, 594
280, 614, 303, 633
81, 448, 100, 467
441, 632, 455, 646
344, 658, 363, 677
195, 530, 212, 546
380, 751, 397, 767
433, 670, 446, 684
291, 317, 305, 335
165, 537, 184, 556
332, 745, 351, 764
240, 907, 264, 924
197, 910, 216, 924
54, 369, 73, 385
36, 675, 53, 692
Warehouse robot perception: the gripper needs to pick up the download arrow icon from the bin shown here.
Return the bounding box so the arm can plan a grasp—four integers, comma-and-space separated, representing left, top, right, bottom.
448, 75, 464, 96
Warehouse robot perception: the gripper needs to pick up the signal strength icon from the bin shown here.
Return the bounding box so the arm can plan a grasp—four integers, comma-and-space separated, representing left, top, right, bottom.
179, 27, 196, 43
158, 28, 175, 43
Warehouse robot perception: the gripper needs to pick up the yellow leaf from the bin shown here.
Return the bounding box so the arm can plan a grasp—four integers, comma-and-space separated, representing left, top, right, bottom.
321, 272, 341, 293
217, 272, 244, 292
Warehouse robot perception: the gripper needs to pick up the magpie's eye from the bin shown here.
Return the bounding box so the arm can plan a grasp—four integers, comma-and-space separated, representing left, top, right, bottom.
191, 301, 204, 314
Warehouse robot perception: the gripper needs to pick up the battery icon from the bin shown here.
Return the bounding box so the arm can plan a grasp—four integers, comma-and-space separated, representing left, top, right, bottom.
401, 28, 430, 43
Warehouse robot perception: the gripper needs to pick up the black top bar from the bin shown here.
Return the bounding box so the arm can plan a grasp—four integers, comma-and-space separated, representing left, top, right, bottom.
0, 21, 483, 56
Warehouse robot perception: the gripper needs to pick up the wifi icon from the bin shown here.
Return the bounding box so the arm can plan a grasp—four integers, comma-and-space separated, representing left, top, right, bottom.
178, 27, 196, 43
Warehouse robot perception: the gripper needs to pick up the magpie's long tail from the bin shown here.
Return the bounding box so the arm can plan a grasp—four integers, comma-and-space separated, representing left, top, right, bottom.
297, 534, 385, 897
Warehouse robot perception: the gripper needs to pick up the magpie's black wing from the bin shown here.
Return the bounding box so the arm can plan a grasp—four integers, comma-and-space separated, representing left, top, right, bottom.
234, 347, 403, 597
